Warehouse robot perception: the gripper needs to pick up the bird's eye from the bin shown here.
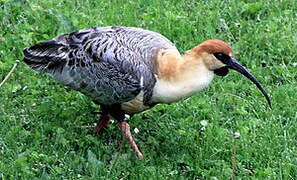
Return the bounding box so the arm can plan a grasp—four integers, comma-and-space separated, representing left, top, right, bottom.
213, 52, 229, 64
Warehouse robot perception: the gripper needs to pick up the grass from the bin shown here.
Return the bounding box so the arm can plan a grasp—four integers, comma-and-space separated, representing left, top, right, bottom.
0, 0, 296, 179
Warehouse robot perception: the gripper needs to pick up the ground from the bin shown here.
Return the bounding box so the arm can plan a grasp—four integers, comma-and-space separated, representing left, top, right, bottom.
0, 0, 296, 179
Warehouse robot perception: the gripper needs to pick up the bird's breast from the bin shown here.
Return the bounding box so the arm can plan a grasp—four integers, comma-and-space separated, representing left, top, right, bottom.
151, 70, 214, 103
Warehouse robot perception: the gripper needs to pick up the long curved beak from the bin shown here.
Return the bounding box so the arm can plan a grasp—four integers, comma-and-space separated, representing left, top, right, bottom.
227, 58, 272, 108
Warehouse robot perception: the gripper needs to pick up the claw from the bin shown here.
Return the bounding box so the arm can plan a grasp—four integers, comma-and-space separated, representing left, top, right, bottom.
91, 110, 103, 115
119, 121, 143, 160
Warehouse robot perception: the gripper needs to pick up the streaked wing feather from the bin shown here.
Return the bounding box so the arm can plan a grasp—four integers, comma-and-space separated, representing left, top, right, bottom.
23, 26, 177, 105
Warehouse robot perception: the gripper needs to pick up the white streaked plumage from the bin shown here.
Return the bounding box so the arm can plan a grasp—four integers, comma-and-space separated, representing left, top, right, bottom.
24, 26, 178, 106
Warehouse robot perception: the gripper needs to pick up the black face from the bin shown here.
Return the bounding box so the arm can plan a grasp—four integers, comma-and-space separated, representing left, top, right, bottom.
213, 52, 230, 64
214, 66, 229, 76
213, 52, 230, 76
212, 52, 272, 107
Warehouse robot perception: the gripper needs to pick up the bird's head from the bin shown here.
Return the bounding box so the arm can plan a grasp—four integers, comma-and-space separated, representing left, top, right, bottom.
191, 40, 271, 107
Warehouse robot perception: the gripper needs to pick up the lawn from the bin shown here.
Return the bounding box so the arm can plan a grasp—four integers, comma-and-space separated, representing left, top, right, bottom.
0, 0, 297, 179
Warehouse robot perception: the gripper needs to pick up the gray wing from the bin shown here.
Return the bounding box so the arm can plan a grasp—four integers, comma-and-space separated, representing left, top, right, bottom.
23, 26, 178, 105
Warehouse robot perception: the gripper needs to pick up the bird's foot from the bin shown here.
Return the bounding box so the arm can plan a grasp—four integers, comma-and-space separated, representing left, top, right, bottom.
95, 114, 111, 134
119, 121, 143, 160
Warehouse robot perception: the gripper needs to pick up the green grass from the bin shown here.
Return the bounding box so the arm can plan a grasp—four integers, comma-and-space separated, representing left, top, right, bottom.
1, 0, 297, 179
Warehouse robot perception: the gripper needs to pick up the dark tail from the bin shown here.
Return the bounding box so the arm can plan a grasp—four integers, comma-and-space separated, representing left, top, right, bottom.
23, 40, 68, 73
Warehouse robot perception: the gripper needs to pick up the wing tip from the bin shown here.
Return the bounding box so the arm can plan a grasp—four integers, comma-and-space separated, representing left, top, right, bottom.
23, 40, 67, 72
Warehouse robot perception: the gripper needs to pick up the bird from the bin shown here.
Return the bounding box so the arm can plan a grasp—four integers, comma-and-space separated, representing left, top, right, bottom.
23, 26, 271, 159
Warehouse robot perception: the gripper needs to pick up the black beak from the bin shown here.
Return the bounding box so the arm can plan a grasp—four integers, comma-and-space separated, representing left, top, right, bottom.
227, 58, 271, 108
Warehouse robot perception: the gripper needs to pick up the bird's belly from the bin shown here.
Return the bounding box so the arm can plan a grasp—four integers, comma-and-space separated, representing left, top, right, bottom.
121, 91, 151, 115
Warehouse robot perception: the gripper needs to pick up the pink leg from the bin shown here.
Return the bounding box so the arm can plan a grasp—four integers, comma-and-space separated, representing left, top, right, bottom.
95, 114, 111, 134
119, 121, 144, 160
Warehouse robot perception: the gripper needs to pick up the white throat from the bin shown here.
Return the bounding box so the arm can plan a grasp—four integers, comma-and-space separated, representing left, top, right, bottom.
151, 65, 214, 103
